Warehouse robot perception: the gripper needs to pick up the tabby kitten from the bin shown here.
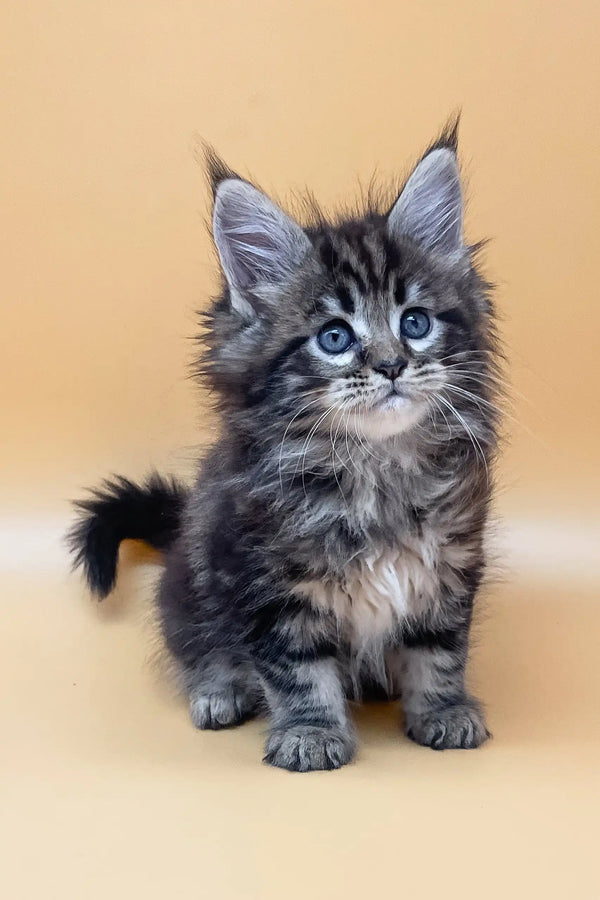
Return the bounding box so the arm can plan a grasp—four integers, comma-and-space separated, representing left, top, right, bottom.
70, 122, 500, 772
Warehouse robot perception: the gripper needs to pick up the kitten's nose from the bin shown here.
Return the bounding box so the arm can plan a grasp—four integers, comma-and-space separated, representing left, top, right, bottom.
373, 358, 408, 381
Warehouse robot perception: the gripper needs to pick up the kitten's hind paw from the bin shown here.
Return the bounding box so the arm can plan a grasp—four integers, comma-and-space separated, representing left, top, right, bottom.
405, 699, 490, 750
189, 688, 257, 730
264, 725, 356, 772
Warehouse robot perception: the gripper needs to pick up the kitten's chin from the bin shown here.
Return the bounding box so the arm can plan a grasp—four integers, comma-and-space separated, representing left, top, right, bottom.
351, 397, 426, 441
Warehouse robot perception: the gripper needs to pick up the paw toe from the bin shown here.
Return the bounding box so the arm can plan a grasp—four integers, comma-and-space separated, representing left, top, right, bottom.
190, 690, 255, 730
406, 701, 490, 750
264, 726, 355, 772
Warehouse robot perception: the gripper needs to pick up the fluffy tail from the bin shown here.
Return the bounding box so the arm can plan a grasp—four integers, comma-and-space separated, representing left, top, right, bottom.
68, 473, 187, 599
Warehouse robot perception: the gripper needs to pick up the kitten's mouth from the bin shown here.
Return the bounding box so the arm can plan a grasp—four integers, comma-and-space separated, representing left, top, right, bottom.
347, 387, 426, 439
375, 386, 410, 409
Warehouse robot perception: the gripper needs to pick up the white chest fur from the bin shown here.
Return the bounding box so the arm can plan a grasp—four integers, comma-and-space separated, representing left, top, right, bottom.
295, 530, 473, 646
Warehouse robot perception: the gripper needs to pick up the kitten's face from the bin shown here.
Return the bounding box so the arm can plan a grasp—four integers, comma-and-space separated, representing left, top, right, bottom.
206, 138, 495, 448
292, 224, 482, 442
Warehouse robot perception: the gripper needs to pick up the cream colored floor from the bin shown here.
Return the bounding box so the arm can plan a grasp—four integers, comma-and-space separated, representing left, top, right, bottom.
3, 1, 600, 896
2, 557, 598, 900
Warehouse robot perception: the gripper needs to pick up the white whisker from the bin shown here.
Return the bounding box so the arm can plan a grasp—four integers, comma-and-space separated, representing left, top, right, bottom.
277, 395, 325, 495
435, 393, 490, 483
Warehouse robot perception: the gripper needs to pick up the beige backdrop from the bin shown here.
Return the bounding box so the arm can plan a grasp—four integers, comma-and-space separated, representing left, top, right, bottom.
2, 2, 599, 899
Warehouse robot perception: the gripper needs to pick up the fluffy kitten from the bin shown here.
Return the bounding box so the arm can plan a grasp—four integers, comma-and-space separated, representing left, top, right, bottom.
70, 122, 501, 772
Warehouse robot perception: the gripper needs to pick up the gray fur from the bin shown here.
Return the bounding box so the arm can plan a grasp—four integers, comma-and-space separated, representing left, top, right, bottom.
70, 123, 501, 771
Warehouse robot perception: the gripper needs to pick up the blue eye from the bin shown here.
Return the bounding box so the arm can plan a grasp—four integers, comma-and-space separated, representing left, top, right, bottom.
317, 320, 356, 354
400, 308, 431, 340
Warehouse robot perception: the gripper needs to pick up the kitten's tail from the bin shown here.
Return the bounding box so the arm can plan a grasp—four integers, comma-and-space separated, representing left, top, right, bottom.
68, 473, 187, 599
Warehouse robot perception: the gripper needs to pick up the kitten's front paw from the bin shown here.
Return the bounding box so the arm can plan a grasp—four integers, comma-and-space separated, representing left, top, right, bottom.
405, 699, 490, 750
264, 725, 356, 772
190, 688, 257, 730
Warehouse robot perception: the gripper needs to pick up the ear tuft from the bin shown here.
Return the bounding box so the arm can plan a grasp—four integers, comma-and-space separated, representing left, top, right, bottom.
202, 144, 239, 199
424, 112, 461, 156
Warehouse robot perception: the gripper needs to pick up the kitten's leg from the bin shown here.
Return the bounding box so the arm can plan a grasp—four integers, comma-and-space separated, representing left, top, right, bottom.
157, 548, 260, 730
254, 605, 355, 772
185, 653, 261, 730
397, 619, 490, 750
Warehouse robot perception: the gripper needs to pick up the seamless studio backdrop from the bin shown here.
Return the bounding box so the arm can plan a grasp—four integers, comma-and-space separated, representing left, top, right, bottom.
1, 2, 599, 899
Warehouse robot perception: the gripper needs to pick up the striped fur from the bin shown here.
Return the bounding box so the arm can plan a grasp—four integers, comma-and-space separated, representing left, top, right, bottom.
71, 124, 501, 771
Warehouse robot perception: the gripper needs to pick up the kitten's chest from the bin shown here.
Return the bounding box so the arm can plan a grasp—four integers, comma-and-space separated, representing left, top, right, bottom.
295, 528, 452, 643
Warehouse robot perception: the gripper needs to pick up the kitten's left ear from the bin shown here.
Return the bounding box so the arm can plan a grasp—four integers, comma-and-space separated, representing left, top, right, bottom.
388, 145, 464, 256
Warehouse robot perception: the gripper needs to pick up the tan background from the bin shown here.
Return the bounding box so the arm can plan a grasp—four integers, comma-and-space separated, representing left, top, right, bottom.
1, 2, 599, 898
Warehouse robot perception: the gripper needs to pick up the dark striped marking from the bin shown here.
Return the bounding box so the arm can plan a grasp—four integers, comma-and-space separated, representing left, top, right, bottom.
402, 625, 465, 652
354, 236, 378, 286
245, 336, 309, 407
266, 335, 309, 378
394, 278, 406, 306
381, 234, 402, 275
279, 641, 337, 663
335, 283, 355, 314
318, 236, 340, 273
281, 712, 340, 729
340, 259, 366, 295
381, 235, 405, 303
438, 308, 468, 329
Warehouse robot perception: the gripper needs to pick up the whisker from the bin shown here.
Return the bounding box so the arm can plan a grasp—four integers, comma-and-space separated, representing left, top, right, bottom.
441, 385, 549, 450
442, 384, 501, 414
429, 394, 452, 435
329, 401, 352, 506
353, 410, 389, 466
441, 366, 530, 405
277, 395, 326, 495
435, 394, 490, 483
296, 404, 337, 498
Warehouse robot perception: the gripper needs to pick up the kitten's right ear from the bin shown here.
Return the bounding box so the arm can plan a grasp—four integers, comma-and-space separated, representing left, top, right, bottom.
207, 151, 312, 317
387, 119, 464, 256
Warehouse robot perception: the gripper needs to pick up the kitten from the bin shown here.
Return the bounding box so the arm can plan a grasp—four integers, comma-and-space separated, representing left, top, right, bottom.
70, 121, 501, 771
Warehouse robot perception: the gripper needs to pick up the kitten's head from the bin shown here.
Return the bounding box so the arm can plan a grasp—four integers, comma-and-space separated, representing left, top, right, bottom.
202, 125, 498, 451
